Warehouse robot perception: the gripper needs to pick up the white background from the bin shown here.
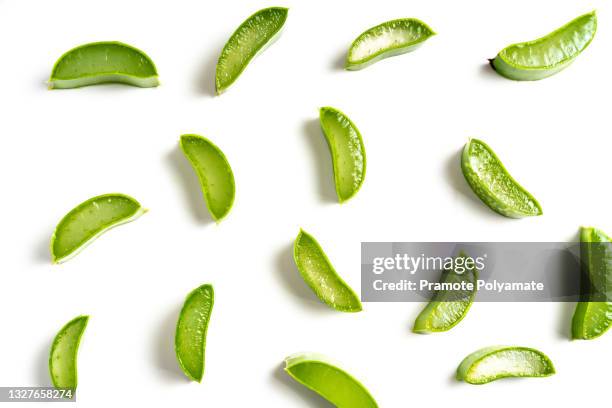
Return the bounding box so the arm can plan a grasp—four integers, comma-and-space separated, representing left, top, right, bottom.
0, 0, 609, 406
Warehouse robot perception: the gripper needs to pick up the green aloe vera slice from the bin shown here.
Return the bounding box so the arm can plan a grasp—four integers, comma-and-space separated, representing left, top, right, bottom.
49, 41, 159, 89
215, 7, 288, 94
346, 18, 435, 70
49, 315, 89, 392
319, 107, 366, 203
293, 229, 362, 312
180, 134, 235, 222
285, 352, 378, 407
490, 11, 597, 81
50, 194, 146, 264
413, 252, 477, 333
572, 227, 612, 340
457, 346, 555, 385
461, 138, 542, 218
175, 284, 214, 382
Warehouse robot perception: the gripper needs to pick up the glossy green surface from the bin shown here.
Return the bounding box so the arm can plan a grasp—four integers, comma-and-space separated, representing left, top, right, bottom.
285, 352, 378, 407
346, 18, 435, 70
413, 252, 477, 333
572, 227, 612, 340
49, 315, 89, 391
180, 134, 235, 222
293, 229, 362, 312
175, 284, 214, 382
49, 41, 159, 89
491, 11, 597, 80
461, 138, 542, 218
215, 7, 288, 94
319, 107, 366, 203
457, 346, 555, 385
50, 194, 146, 264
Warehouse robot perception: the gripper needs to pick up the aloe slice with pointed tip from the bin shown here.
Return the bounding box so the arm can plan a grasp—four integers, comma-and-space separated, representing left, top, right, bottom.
293, 229, 362, 312
175, 284, 214, 382
50, 194, 146, 264
346, 18, 435, 70
319, 107, 366, 203
49, 41, 159, 89
179, 134, 235, 222
49, 315, 89, 392
490, 11, 597, 81
572, 226, 612, 340
457, 346, 555, 384
285, 352, 378, 407
215, 7, 288, 94
461, 138, 542, 218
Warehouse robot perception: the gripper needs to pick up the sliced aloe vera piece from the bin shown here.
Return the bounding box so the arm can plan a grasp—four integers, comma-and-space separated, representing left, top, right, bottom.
215, 7, 288, 94
285, 352, 378, 407
180, 134, 235, 222
461, 138, 542, 218
413, 252, 477, 333
49, 315, 89, 391
572, 227, 612, 340
457, 346, 555, 384
491, 11, 597, 81
50, 194, 146, 264
49, 41, 159, 89
293, 229, 362, 312
319, 107, 366, 203
175, 284, 214, 382
346, 18, 435, 70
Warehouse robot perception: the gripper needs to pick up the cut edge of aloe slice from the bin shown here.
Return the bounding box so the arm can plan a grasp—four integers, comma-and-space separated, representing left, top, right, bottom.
48, 41, 160, 89
456, 346, 555, 385
215, 7, 289, 95
490, 11, 597, 81
50, 194, 147, 264
49, 315, 89, 391
319, 106, 367, 203
461, 138, 543, 218
346, 18, 436, 70
293, 229, 362, 312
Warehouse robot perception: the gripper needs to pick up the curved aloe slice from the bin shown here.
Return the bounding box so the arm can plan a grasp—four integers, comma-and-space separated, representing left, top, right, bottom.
490, 11, 597, 81
319, 107, 366, 203
285, 352, 378, 407
413, 252, 477, 333
572, 227, 612, 340
215, 7, 288, 94
461, 138, 542, 218
293, 229, 362, 312
180, 134, 235, 222
49, 41, 159, 89
50, 194, 146, 263
175, 284, 214, 382
346, 18, 435, 70
49, 315, 89, 391
457, 346, 555, 384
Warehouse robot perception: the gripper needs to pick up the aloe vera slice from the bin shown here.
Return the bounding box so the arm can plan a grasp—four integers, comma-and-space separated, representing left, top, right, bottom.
49, 41, 159, 89
285, 352, 378, 407
175, 284, 214, 382
49, 315, 89, 391
346, 18, 435, 70
461, 138, 542, 218
50, 194, 146, 264
490, 11, 597, 81
572, 227, 612, 340
457, 346, 555, 384
413, 252, 477, 333
293, 229, 362, 312
215, 7, 288, 94
180, 134, 235, 222
319, 107, 366, 203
